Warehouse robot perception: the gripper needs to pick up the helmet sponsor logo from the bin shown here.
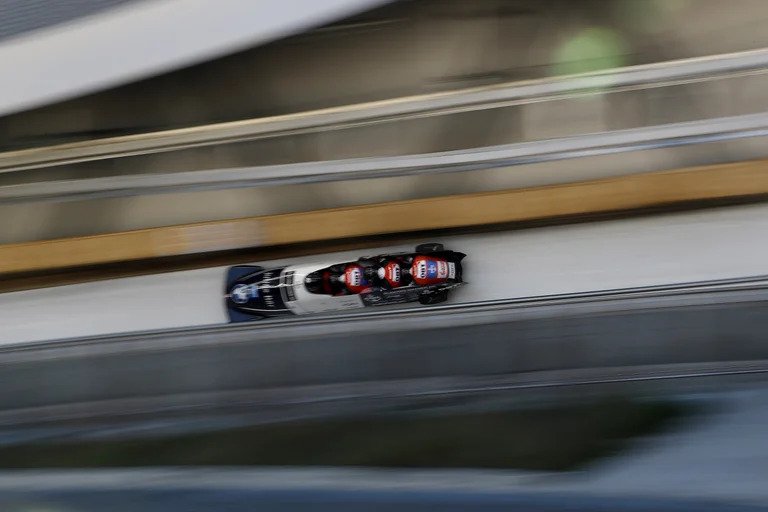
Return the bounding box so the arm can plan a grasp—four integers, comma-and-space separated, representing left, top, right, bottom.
344, 263, 369, 294
382, 261, 403, 287
412, 257, 450, 284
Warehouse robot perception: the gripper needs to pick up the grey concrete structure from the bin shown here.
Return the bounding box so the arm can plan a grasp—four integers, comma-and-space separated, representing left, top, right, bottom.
2, 112, 766, 205
0, 486, 762, 512
3, 51, 768, 242
2, 282, 768, 417
5, 47, 768, 174
3, 120, 768, 244
5, 0, 768, 146
3, 1, 768, 242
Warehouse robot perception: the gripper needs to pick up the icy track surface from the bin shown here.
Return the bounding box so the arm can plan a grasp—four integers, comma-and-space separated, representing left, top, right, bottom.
2, 203, 768, 344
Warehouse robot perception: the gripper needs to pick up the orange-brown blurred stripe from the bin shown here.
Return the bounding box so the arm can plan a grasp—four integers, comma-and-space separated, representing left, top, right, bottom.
2, 158, 768, 277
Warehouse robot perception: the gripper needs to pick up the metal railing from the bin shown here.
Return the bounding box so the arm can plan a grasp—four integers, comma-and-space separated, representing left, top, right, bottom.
4, 48, 768, 173
2, 111, 767, 203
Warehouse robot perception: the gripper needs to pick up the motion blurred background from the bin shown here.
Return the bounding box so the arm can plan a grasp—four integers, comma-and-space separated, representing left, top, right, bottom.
2, 0, 768, 510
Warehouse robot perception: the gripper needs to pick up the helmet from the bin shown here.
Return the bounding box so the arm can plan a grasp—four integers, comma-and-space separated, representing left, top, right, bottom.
343, 263, 369, 294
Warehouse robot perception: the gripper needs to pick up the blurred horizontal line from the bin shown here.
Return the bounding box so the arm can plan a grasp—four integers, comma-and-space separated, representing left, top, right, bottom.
4, 47, 768, 172
3, 112, 768, 203
1, 360, 766, 428
2, 155, 768, 275
5, 273, 768, 353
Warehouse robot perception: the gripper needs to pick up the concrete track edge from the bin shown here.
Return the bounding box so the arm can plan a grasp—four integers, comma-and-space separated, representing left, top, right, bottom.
2, 281, 768, 416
